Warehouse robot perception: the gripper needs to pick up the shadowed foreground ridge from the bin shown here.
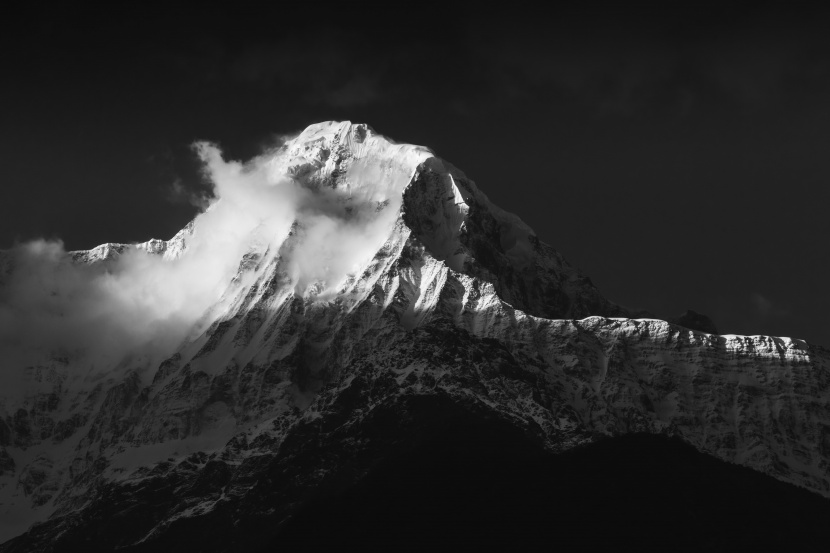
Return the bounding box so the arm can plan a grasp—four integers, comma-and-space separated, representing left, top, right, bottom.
1, 122, 828, 551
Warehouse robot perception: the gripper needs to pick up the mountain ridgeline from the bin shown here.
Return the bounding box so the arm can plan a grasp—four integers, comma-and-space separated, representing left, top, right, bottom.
1, 122, 828, 551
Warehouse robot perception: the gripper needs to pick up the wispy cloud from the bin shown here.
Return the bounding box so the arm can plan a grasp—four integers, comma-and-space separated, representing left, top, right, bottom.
751, 292, 790, 320
0, 128, 413, 388
225, 41, 387, 108
751, 293, 774, 317
163, 178, 212, 209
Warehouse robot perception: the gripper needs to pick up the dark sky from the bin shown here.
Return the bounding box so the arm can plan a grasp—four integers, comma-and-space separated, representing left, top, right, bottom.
3, 4, 830, 345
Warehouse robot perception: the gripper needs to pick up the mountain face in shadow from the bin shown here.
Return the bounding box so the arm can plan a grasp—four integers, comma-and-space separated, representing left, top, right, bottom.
1, 123, 829, 551
25, 397, 830, 553
275, 431, 830, 553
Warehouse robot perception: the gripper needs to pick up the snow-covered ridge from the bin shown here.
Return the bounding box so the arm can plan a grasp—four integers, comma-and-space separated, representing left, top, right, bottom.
1, 121, 828, 547
69, 219, 193, 264
65, 121, 617, 321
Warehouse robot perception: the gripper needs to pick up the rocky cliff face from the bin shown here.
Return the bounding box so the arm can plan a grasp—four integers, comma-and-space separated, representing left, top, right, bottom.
1, 122, 828, 551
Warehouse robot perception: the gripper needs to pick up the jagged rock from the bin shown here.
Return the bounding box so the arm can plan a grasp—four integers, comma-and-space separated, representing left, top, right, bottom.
0, 122, 828, 550
0, 420, 10, 447
17, 455, 57, 507
670, 309, 719, 334
0, 448, 14, 477
11, 410, 31, 448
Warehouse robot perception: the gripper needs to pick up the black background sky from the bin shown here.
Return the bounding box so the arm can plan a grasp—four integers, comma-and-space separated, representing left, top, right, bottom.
2, 3, 829, 345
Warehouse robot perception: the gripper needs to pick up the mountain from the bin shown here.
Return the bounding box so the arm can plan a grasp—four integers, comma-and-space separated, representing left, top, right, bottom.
1, 122, 829, 551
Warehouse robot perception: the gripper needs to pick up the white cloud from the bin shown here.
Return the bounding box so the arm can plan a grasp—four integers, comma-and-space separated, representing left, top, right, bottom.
0, 131, 410, 390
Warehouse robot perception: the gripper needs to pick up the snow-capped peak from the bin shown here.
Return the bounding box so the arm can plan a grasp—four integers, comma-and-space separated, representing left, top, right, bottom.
2, 122, 829, 548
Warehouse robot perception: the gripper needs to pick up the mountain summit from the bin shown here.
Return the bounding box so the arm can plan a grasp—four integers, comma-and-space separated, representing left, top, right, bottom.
1, 122, 829, 550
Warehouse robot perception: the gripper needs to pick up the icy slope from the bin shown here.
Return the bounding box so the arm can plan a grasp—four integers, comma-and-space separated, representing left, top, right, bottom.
1, 121, 828, 549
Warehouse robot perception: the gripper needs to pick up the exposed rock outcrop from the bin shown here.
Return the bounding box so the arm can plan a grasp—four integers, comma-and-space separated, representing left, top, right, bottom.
0, 122, 827, 550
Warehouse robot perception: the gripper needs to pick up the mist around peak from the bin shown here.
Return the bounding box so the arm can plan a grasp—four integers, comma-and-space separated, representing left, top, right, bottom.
0, 124, 424, 392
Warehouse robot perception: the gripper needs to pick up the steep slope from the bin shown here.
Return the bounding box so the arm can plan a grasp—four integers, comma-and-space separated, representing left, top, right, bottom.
1, 122, 828, 550
275, 432, 830, 552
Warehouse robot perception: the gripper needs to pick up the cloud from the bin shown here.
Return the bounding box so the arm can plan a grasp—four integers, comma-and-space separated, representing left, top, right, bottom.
751, 293, 774, 317
163, 178, 212, 208
0, 131, 409, 390
750, 293, 790, 320
318, 74, 381, 108
459, 12, 830, 119
226, 41, 386, 108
